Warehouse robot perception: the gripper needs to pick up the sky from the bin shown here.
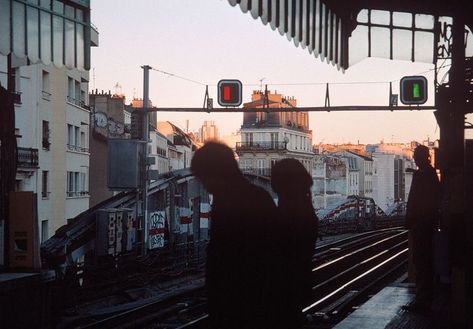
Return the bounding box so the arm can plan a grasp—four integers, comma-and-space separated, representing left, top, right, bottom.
90, 0, 445, 144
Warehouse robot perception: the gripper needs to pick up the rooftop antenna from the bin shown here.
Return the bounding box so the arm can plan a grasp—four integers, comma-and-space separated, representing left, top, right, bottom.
132, 88, 136, 99
114, 82, 122, 96
259, 77, 265, 91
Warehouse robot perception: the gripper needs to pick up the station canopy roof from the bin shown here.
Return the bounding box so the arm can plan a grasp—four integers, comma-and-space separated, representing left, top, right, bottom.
0, 0, 91, 70
227, 0, 473, 70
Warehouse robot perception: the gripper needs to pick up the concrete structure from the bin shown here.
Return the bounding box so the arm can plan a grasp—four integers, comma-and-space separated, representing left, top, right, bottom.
366, 142, 414, 160
312, 154, 349, 210
333, 150, 374, 198
199, 121, 219, 143
88, 92, 126, 207
371, 152, 414, 211
149, 129, 170, 174
0, 58, 93, 243
157, 121, 197, 171
237, 90, 314, 176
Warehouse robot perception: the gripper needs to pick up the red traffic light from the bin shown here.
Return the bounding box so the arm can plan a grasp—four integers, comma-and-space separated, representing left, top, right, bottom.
217, 79, 242, 107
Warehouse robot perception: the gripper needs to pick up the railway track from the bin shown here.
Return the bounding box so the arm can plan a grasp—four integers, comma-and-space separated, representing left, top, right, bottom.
74, 228, 407, 329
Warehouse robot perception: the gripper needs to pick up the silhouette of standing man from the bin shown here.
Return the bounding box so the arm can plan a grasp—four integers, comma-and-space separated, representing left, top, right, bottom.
403, 145, 440, 311
191, 142, 277, 328
271, 159, 318, 328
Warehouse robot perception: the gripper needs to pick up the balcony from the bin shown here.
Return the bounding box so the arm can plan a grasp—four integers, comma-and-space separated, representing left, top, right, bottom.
42, 90, 51, 101
67, 191, 89, 198
242, 167, 272, 177
236, 141, 287, 152
66, 96, 89, 111
67, 144, 89, 153
17, 147, 39, 168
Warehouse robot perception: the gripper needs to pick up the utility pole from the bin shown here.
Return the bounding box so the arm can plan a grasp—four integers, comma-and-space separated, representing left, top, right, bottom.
140, 65, 151, 256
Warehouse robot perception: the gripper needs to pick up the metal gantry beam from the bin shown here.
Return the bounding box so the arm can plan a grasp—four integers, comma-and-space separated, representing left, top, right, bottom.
139, 105, 437, 113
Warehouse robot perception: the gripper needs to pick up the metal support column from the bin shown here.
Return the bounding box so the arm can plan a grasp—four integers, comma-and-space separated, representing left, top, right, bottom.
141, 65, 151, 256
443, 13, 467, 326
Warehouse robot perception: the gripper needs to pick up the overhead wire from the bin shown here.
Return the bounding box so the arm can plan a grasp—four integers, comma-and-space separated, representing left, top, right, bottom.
151, 63, 452, 90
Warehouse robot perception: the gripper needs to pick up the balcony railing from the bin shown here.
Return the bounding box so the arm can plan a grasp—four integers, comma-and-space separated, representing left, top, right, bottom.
67, 191, 89, 197
17, 147, 39, 168
66, 96, 89, 110
236, 141, 287, 152
67, 144, 89, 153
242, 167, 272, 177
42, 90, 51, 101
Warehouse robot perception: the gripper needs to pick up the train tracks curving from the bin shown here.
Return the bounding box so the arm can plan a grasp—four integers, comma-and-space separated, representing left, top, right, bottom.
75, 227, 408, 329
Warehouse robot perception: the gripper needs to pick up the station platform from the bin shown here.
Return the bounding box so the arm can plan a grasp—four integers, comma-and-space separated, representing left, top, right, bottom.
0, 270, 55, 328
333, 283, 450, 329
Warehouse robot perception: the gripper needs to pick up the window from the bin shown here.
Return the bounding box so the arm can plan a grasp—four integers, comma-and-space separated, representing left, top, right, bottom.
67, 124, 73, 146
75, 80, 81, 104
67, 171, 74, 196
42, 70, 51, 100
42, 171, 48, 198
41, 220, 49, 243
270, 133, 278, 149
67, 171, 87, 197
80, 131, 85, 149
42, 120, 50, 149
80, 90, 86, 107
75, 126, 80, 147
67, 77, 74, 102
67, 124, 87, 152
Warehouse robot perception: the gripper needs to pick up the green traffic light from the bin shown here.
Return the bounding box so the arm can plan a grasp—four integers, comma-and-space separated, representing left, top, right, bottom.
413, 83, 420, 98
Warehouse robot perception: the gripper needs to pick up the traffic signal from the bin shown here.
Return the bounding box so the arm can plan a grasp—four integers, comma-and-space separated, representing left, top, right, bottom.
217, 79, 242, 107
400, 76, 428, 105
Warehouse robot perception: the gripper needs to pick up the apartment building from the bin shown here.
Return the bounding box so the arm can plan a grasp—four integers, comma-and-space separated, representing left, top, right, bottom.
237, 90, 314, 176
0, 58, 93, 242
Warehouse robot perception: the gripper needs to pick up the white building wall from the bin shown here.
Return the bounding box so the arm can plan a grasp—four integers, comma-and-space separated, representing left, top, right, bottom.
372, 152, 395, 211
364, 160, 374, 198
0, 56, 90, 241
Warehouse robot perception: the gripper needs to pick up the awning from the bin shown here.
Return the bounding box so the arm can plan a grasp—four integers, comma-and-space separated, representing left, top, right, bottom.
227, 0, 473, 70
228, 0, 350, 70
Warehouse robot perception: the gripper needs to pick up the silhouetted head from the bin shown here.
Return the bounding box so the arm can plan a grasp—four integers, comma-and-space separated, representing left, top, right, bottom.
191, 141, 243, 194
413, 145, 430, 168
271, 158, 312, 198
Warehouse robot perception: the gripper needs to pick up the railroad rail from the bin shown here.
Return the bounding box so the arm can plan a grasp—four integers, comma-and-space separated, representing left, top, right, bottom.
74, 228, 407, 329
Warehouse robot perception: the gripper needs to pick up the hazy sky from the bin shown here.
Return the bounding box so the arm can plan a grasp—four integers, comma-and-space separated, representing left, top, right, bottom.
90, 0, 444, 144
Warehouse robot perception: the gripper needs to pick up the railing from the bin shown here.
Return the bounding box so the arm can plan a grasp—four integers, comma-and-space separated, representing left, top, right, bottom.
242, 167, 272, 177
67, 96, 89, 110
67, 144, 89, 153
42, 90, 51, 101
67, 191, 89, 197
236, 141, 287, 151
17, 147, 39, 168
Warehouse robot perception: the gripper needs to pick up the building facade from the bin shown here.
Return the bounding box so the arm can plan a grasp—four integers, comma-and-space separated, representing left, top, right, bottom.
89, 91, 127, 207
0, 58, 93, 243
371, 152, 415, 211
312, 154, 349, 209
237, 90, 314, 176
199, 120, 219, 143
157, 121, 196, 171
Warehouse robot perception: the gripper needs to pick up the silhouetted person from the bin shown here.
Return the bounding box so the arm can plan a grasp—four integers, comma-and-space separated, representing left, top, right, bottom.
271, 158, 318, 327
191, 142, 278, 328
403, 145, 440, 311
